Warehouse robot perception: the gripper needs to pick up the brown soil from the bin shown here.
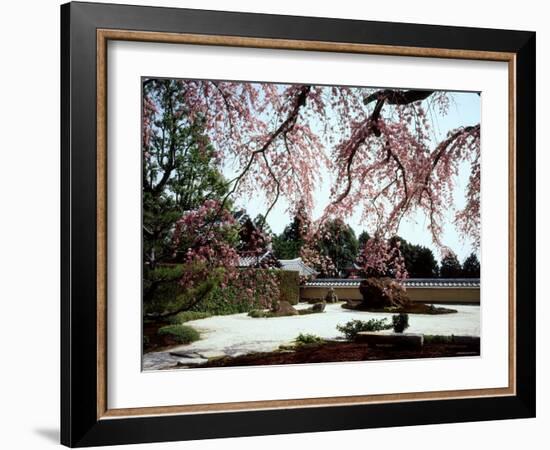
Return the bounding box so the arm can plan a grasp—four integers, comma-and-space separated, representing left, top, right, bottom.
190, 340, 480, 368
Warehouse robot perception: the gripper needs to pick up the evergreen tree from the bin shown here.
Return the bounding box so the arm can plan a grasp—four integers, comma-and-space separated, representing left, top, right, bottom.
272, 202, 310, 259
462, 252, 481, 278
142, 79, 229, 267
316, 218, 359, 275
389, 236, 439, 278
358, 231, 371, 247
439, 252, 462, 278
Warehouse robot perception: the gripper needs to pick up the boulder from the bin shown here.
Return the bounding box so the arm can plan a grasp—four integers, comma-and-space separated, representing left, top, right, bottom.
298, 301, 326, 315
358, 277, 410, 309
324, 287, 339, 303
341, 299, 362, 310
270, 300, 299, 317
311, 301, 326, 313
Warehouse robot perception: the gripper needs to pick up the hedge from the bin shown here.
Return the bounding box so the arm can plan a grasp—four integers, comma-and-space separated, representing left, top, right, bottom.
279, 270, 300, 305
144, 265, 301, 315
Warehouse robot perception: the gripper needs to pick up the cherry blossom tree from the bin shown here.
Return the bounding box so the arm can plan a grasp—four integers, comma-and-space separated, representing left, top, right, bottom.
356, 235, 408, 281
142, 200, 240, 318
144, 80, 480, 256
236, 212, 272, 259
171, 200, 240, 287
145, 200, 278, 318
143, 79, 480, 312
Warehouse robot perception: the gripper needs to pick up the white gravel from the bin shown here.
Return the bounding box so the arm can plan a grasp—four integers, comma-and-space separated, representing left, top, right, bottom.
143, 302, 480, 370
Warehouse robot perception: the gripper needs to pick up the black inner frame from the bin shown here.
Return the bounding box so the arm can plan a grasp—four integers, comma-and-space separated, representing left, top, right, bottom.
61, 2, 536, 447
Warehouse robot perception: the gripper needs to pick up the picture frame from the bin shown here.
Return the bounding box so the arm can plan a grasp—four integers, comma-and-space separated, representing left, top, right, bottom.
60, 1, 536, 447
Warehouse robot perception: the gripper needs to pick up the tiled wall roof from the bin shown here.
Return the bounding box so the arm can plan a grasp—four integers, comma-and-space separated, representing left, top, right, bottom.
304, 278, 480, 288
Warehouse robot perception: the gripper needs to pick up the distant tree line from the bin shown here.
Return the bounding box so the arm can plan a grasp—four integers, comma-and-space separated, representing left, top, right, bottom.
439, 252, 480, 278
271, 210, 480, 279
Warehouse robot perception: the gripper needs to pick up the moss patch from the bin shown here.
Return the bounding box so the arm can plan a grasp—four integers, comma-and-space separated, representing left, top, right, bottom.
157, 324, 200, 344
168, 311, 212, 324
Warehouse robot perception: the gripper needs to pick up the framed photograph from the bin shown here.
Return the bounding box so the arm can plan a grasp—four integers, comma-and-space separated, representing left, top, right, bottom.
61, 1, 536, 447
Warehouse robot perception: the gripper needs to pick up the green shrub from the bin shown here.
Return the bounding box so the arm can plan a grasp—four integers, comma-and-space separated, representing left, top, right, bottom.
295, 333, 323, 345
392, 313, 410, 333
192, 269, 280, 315
157, 324, 200, 344
168, 311, 212, 324
143, 264, 227, 318
337, 319, 392, 340
146, 266, 297, 318
143, 265, 185, 315
279, 270, 300, 305
188, 284, 252, 315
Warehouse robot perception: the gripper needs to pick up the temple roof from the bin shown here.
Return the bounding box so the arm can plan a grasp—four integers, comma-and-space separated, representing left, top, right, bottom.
278, 258, 318, 277
237, 251, 317, 277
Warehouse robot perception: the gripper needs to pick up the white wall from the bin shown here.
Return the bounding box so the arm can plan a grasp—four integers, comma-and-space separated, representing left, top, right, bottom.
0, 0, 545, 449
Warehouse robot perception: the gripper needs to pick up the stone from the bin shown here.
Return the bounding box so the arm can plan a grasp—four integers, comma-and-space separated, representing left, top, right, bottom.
169, 352, 209, 365
197, 351, 226, 359
169, 351, 202, 358
270, 300, 299, 317
142, 352, 181, 371
297, 301, 326, 315
355, 331, 424, 350
341, 300, 362, 310
325, 287, 339, 303
311, 302, 326, 312
358, 277, 410, 309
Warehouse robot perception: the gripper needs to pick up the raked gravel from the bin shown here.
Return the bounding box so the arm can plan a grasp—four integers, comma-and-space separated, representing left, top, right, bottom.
143, 302, 480, 370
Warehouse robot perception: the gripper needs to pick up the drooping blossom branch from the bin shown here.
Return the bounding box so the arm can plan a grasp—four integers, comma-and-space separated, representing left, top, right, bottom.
143, 80, 481, 280
172, 200, 240, 290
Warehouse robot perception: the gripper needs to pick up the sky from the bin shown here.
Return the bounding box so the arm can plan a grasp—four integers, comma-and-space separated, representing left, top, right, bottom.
224, 88, 481, 263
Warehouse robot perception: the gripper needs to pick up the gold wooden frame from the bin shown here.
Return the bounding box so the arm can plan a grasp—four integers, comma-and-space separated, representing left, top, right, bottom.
96, 29, 516, 420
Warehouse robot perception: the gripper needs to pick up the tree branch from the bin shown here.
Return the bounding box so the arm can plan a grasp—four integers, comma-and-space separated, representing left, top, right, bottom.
333, 90, 436, 206
216, 85, 311, 215
364, 89, 434, 106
